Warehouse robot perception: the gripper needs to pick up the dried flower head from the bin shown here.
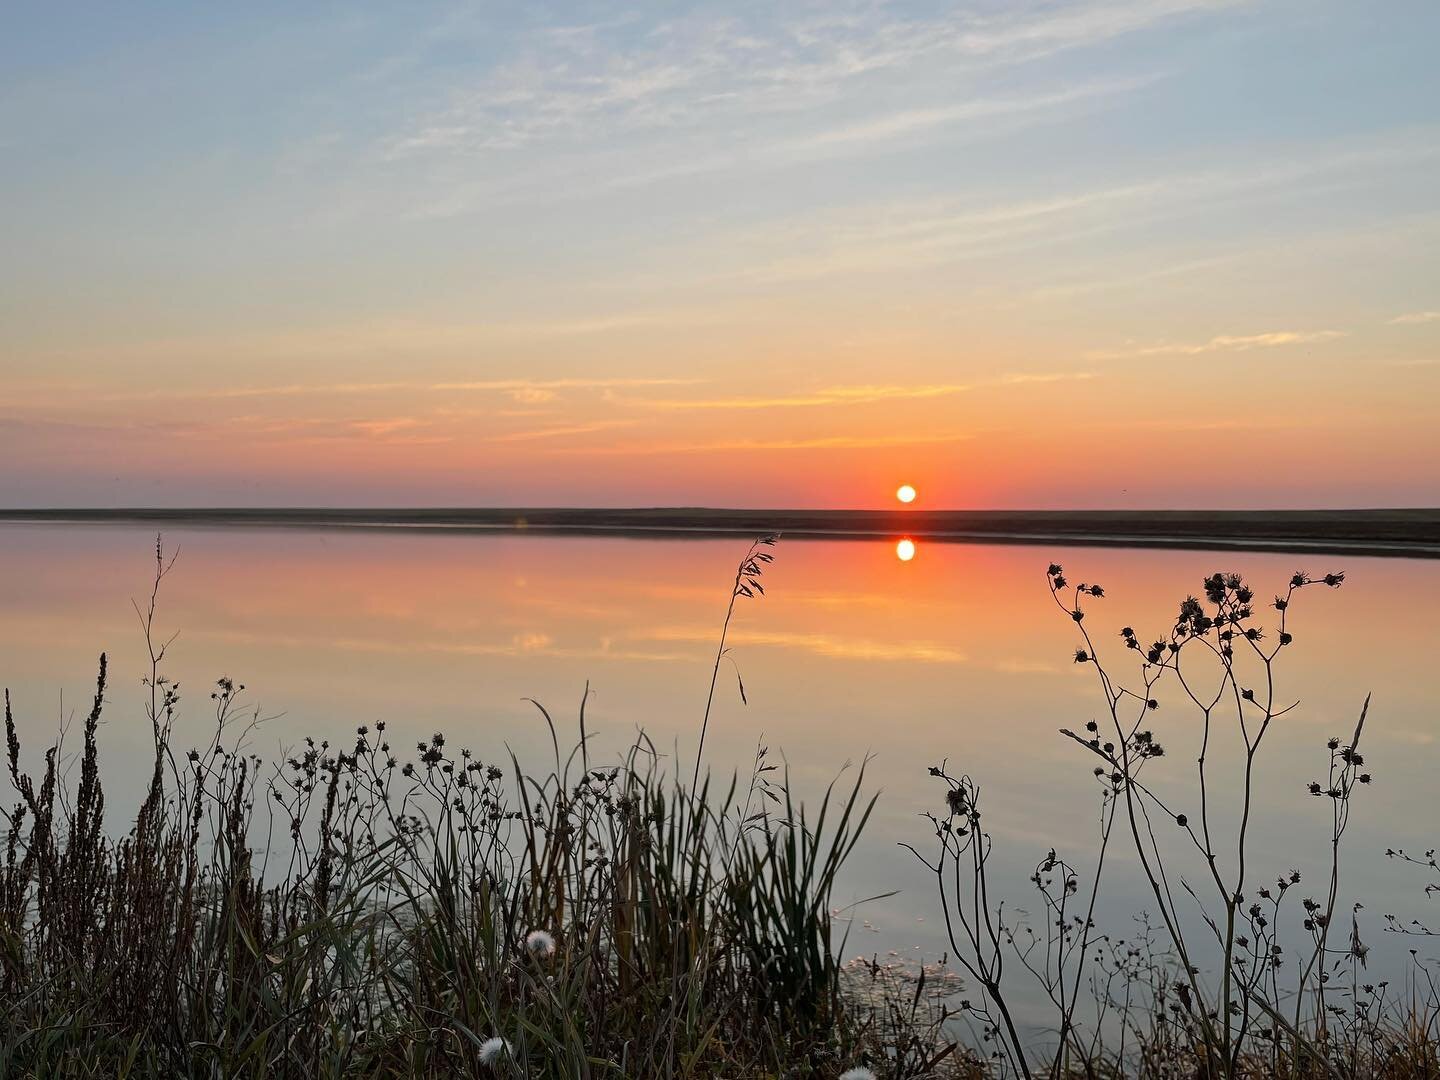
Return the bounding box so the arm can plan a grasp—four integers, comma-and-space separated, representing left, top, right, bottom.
525, 929, 556, 959
478, 1037, 511, 1067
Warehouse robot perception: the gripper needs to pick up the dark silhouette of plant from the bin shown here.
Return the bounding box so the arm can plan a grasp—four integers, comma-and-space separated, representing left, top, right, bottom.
693, 533, 777, 790
904, 561, 1433, 1077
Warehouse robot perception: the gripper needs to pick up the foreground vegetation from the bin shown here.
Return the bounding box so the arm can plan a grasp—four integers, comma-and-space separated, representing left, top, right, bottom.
909, 563, 1440, 1079
3, 537, 1439, 1077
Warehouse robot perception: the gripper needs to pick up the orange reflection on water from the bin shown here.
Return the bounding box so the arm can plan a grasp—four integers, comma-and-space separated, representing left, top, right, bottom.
1, 521, 1438, 994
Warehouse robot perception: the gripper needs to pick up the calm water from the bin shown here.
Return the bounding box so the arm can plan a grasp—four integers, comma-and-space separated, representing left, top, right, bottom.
3, 523, 1438, 1030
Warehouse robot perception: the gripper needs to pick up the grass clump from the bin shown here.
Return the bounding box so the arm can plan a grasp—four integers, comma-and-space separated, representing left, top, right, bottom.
1, 664, 897, 1077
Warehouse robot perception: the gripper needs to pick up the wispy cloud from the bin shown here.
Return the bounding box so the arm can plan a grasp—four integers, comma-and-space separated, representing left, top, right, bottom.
1085, 330, 1345, 360
620, 372, 1094, 411
348, 417, 423, 438
192, 382, 412, 400
219, 414, 456, 445
431, 378, 698, 394
621, 384, 975, 411
22, 315, 716, 372
548, 431, 980, 456
367, 0, 1225, 219
1390, 310, 1440, 325
215, 412, 643, 446
685, 129, 1440, 285
482, 419, 639, 443
83, 377, 702, 404
396, 75, 1162, 216
383, 1, 1231, 160
481, 313, 721, 336
791, 76, 1160, 153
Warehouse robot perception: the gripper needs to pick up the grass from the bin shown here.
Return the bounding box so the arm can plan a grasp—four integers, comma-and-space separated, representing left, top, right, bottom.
3, 536, 1440, 1078
2, 662, 900, 1077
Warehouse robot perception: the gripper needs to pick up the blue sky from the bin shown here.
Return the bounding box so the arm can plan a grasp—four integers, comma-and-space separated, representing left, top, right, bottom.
2, 2, 1437, 506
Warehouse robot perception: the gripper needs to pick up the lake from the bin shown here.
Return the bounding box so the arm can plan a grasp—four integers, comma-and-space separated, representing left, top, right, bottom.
3, 521, 1437, 1034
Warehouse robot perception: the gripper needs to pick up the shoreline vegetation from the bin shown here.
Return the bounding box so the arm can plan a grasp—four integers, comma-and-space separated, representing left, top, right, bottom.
2, 507, 1439, 558
4, 535, 1440, 1078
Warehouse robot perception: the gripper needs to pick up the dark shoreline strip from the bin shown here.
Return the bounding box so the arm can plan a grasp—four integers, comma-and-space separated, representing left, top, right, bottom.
3, 507, 1438, 559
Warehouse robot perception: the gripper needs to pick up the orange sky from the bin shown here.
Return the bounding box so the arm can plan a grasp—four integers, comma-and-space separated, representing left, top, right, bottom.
2, 2, 1438, 507
4, 348, 1435, 506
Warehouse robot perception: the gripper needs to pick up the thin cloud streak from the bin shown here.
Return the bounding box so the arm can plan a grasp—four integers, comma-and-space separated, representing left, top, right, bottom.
383, 1, 1226, 161
620, 372, 1095, 411
482, 419, 639, 443
429, 378, 699, 393
545, 431, 980, 456
781, 75, 1161, 152
81, 377, 704, 404
701, 129, 1440, 285
398, 74, 1162, 217
1085, 330, 1345, 360
620, 385, 975, 411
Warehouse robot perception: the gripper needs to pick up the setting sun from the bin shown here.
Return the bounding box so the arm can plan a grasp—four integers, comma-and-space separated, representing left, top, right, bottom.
895, 537, 916, 561
896, 484, 917, 504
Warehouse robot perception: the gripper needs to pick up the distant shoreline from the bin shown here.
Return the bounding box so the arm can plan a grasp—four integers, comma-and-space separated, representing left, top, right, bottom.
3, 507, 1438, 558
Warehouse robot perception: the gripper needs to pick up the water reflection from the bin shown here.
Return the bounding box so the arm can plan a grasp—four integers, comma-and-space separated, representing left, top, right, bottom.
896, 536, 917, 561
0, 523, 1437, 1032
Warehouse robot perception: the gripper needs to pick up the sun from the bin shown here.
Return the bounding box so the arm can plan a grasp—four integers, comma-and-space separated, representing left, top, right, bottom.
896, 484, 917, 504
896, 537, 916, 562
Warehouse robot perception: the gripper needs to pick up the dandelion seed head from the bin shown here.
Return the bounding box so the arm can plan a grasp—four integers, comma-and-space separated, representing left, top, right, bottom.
525, 929, 556, 959
478, 1037, 511, 1066
840, 1069, 878, 1080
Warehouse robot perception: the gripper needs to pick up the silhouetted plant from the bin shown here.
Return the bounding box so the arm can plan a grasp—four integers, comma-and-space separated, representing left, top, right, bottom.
693, 533, 778, 789
907, 561, 1440, 1078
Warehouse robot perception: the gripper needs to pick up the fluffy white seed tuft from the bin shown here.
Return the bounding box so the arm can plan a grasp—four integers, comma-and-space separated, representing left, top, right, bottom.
478, 1037, 511, 1066
525, 929, 557, 959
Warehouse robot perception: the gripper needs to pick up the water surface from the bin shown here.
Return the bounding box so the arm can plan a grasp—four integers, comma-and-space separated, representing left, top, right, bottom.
3, 523, 1436, 1031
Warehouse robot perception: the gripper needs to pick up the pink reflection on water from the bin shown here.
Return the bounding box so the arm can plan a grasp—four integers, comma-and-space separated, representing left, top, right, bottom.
1, 522, 1437, 1000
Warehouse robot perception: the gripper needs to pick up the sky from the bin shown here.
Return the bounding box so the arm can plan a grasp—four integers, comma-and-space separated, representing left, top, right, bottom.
2, 0, 1437, 509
